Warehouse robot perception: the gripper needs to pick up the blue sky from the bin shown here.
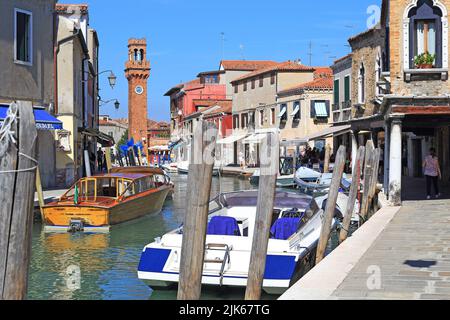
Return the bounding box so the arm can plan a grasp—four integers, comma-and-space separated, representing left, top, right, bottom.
71, 0, 381, 121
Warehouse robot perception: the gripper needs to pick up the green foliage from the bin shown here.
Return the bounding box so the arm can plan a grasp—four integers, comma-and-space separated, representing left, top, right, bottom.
116, 130, 128, 154
414, 52, 435, 67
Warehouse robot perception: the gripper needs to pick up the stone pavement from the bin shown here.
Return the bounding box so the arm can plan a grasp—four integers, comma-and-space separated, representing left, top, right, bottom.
331, 200, 450, 300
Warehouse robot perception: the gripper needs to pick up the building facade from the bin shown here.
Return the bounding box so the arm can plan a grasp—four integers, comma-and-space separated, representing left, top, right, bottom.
0, 0, 58, 188
55, 4, 102, 187
349, 0, 450, 205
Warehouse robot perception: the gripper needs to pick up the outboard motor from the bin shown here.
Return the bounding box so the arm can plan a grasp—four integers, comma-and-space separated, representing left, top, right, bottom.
68, 219, 84, 233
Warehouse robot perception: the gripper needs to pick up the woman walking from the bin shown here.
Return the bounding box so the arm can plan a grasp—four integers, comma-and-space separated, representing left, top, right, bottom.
423, 148, 441, 200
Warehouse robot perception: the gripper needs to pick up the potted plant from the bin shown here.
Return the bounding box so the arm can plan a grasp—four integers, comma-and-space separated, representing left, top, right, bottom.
414, 52, 435, 69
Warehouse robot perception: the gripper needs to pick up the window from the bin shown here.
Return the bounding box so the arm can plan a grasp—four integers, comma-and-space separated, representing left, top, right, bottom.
358, 64, 365, 104
270, 108, 276, 125
291, 101, 301, 122
334, 79, 340, 105
241, 113, 248, 129
234, 84, 238, 94
344, 76, 351, 102
259, 76, 264, 87
233, 115, 239, 129
270, 73, 275, 85
376, 53, 382, 95
251, 79, 255, 89
259, 110, 264, 126
15, 9, 32, 64
278, 104, 288, 122
406, 0, 446, 69
311, 101, 330, 119
244, 81, 247, 91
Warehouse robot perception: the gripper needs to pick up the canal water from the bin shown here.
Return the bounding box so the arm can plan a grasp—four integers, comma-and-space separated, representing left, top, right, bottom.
28, 174, 339, 300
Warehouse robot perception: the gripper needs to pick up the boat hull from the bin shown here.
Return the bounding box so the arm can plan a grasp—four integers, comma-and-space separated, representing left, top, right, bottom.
43, 186, 171, 231
137, 244, 316, 295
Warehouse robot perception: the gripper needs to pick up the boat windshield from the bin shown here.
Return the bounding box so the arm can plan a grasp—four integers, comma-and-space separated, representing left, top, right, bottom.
61, 177, 133, 201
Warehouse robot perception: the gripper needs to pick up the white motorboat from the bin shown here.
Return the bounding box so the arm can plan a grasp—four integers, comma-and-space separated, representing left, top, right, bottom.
249, 169, 296, 188
161, 163, 178, 173
177, 160, 220, 176
137, 190, 339, 294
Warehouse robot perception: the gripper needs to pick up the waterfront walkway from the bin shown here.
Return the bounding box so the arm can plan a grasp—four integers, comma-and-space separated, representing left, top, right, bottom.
280, 199, 450, 300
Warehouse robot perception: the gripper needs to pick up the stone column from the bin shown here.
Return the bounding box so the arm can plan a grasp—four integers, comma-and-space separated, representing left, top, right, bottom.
384, 123, 390, 194
389, 118, 403, 206
351, 130, 358, 172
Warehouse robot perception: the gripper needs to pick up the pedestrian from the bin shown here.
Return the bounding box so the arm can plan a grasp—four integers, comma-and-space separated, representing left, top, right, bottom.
97, 147, 104, 172
239, 151, 245, 169
423, 147, 441, 200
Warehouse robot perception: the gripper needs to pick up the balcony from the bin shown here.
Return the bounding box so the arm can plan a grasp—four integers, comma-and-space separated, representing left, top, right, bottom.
332, 100, 352, 123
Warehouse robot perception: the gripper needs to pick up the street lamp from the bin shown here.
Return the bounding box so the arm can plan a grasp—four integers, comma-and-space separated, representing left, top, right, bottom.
85, 70, 117, 89
99, 99, 120, 110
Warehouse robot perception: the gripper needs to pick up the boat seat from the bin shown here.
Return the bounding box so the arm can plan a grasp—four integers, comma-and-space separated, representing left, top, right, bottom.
270, 218, 300, 240
207, 216, 241, 236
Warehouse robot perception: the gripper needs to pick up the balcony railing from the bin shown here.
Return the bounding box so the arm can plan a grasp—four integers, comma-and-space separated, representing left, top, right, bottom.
332, 100, 352, 123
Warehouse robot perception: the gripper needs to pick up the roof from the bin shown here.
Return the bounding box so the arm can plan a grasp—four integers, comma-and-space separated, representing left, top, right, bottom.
55, 4, 89, 14
333, 53, 353, 65
278, 67, 333, 95
348, 23, 381, 44
220, 60, 278, 71
231, 61, 316, 83
197, 70, 225, 77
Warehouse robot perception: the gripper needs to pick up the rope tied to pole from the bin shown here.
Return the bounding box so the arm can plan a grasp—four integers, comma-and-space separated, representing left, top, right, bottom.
0, 102, 38, 174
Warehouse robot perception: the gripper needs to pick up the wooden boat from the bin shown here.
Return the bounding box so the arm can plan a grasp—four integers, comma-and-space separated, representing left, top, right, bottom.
42, 167, 173, 233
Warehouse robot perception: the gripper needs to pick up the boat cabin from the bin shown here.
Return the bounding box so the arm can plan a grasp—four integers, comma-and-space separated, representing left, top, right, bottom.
60, 172, 169, 204
203, 191, 320, 241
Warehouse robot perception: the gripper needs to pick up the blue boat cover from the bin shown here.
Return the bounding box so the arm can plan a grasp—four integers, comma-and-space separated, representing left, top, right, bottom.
270, 218, 300, 240
0, 104, 63, 130
207, 216, 241, 236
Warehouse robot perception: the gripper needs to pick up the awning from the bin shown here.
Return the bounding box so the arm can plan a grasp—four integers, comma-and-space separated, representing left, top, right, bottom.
291, 104, 300, 117
0, 104, 63, 130
305, 125, 351, 141
217, 133, 247, 145
277, 105, 287, 118
314, 102, 328, 118
80, 128, 115, 147
242, 133, 266, 144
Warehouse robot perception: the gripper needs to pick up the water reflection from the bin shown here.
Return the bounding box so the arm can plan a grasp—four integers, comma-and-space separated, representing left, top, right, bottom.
29, 174, 258, 300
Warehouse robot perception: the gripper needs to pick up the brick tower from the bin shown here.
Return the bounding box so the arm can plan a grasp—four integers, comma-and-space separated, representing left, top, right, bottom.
125, 38, 151, 157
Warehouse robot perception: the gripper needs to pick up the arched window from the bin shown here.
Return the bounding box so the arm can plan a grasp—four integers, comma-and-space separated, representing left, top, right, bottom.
140, 49, 145, 61
404, 0, 448, 69
134, 49, 138, 61
376, 52, 382, 95
358, 64, 365, 104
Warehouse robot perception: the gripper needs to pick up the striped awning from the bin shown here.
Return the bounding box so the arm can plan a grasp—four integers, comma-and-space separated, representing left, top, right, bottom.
314, 102, 328, 118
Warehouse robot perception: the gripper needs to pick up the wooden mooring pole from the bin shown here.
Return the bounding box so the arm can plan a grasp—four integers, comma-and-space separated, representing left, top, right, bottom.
315, 145, 346, 265
323, 144, 331, 173
0, 101, 38, 300
360, 140, 375, 223
245, 132, 279, 300
339, 146, 365, 244
177, 120, 218, 300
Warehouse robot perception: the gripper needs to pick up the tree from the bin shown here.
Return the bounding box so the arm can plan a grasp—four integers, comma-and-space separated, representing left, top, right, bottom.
116, 130, 128, 154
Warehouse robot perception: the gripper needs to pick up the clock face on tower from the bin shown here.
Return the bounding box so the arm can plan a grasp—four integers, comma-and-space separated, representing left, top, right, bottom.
135, 85, 144, 95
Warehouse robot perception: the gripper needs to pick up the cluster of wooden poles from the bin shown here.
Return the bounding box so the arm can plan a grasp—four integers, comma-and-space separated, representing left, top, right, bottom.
177, 120, 382, 300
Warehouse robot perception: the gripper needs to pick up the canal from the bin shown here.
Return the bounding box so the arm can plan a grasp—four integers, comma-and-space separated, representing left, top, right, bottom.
28, 174, 339, 300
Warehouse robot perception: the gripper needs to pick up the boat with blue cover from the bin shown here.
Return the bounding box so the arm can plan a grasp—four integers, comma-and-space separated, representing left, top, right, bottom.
137, 190, 342, 294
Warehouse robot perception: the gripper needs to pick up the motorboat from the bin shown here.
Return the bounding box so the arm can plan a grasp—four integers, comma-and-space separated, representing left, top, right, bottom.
137, 190, 340, 294
249, 169, 296, 188
161, 163, 178, 173
42, 167, 173, 233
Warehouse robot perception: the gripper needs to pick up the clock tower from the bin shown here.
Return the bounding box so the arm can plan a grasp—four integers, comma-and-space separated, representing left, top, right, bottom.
125, 38, 150, 157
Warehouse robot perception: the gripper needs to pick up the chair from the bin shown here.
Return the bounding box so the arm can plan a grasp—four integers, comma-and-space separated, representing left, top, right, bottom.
207, 216, 241, 236
270, 218, 300, 240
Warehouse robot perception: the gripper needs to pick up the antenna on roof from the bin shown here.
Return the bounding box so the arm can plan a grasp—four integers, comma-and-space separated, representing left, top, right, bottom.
239, 44, 245, 60
307, 41, 313, 66
220, 32, 225, 61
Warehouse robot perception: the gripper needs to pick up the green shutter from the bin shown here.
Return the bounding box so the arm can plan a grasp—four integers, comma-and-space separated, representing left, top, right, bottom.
334, 79, 340, 105
344, 76, 350, 102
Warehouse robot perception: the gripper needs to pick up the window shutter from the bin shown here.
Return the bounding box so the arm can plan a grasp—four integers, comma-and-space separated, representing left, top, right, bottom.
334, 79, 340, 104
310, 101, 316, 118
344, 76, 350, 102
325, 101, 330, 117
